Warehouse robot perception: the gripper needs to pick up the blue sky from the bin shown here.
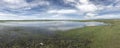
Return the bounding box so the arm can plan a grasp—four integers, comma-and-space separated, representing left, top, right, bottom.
0, 0, 120, 20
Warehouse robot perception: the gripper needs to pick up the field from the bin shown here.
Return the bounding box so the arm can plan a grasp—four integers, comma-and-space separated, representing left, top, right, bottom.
57, 19, 120, 48
0, 19, 120, 48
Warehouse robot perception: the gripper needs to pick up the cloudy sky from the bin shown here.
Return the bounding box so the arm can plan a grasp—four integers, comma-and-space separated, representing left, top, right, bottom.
0, 0, 120, 20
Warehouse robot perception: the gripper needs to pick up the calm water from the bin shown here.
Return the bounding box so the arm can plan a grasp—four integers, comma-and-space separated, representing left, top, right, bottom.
0, 21, 105, 31
0, 21, 106, 40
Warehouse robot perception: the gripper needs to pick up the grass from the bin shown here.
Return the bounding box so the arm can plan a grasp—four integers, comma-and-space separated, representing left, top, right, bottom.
0, 19, 120, 48
57, 19, 120, 48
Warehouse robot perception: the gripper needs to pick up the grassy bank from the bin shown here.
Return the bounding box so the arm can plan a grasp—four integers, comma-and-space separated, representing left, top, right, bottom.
57, 19, 120, 48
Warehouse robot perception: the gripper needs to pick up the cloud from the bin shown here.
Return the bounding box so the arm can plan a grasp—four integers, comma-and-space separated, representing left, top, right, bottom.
0, 0, 120, 20
0, 12, 41, 20
85, 13, 97, 18
63, 0, 99, 19
76, 4, 97, 12
0, 0, 49, 10
64, 0, 98, 12
47, 9, 77, 14
84, 13, 120, 20
0, 11, 76, 20
79, 0, 89, 4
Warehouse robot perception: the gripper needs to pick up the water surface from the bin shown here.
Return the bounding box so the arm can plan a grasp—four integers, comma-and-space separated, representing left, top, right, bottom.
0, 21, 105, 31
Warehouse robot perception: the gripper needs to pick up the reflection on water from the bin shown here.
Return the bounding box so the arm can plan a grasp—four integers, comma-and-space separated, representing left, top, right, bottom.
0, 21, 106, 31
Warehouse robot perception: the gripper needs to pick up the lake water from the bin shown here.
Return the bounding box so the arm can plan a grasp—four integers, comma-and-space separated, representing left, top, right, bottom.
0, 21, 105, 31
0, 21, 106, 41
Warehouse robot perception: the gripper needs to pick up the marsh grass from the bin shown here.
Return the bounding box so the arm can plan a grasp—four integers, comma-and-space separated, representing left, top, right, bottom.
0, 36, 91, 48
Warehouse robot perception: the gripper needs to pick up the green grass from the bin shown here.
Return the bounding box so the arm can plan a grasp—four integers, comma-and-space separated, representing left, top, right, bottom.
57, 19, 120, 48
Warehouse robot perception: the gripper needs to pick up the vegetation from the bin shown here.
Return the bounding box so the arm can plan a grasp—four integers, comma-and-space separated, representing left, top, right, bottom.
57, 19, 120, 48
0, 19, 120, 48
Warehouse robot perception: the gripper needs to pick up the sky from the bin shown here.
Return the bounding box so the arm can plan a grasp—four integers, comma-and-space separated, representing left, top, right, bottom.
0, 0, 120, 20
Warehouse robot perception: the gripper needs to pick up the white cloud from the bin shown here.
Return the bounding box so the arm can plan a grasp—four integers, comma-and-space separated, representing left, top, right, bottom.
95, 14, 120, 19
77, 0, 97, 12
46, 9, 78, 20
63, 0, 98, 19
0, 12, 40, 20
85, 13, 97, 18
0, 0, 120, 20
84, 14, 120, 20
64, 0, 98, 12
76, 4, 97, 12
1, 0, 28, 9
0, 12, 76, 20
3, 0, 21, 3
0, 0, 50, 10
64, 0, 76, 3
47, 9, 77, 14
79, 0, 89, 4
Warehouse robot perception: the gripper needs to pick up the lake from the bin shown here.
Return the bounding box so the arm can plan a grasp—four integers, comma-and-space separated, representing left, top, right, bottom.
0, 21, 106, 30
